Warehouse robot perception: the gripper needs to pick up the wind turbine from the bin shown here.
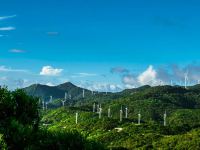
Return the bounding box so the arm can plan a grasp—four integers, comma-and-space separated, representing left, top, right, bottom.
170, 80, 173, 86
82, 89, 85, 98
108, 106, 111, 118
49, 96, 53, 103
93, 103, 96, 112
97, 104, 99, 113
105, 84, 108, 95
138, 111, 141, 125
61, 92, 67, 107
76, 112, 78, 124
120, 106, 123, 122
125, 106, 128, 119
184, 72, 188, 89
99, 107, 102, 119
45, 102, 48, 110
42, 101, 45, 111
164, 110, 167, 126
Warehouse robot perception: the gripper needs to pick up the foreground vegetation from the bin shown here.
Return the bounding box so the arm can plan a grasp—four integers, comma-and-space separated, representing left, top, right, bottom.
0, 87, 104, 150
1, 84, 200, 149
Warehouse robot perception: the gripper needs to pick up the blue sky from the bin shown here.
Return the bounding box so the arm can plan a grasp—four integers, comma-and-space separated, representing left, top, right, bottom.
1, 0, 200, 91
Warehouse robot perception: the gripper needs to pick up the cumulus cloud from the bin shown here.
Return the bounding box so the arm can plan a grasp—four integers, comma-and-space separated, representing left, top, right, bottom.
0, 26, 15, 31
77, 81, 122, 92
0, 15, 16, 21
40, 66, 63, 76
123, 74, 137, 85
137, 65, 157, 85
120, 65, 160, 88
118, 63, 200, 89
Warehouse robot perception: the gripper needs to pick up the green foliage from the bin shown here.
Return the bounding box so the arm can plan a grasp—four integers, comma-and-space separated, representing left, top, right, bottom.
27, 129, 104, 150
0, 88, 39, 149
3, 84, 200, 149
0, 87, 103, 149
0, 134, 7, 150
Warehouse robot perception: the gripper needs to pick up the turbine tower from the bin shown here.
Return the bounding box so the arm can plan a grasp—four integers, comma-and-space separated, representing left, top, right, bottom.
45, 102, 48, 110
184, 72, 188, 89
42, 101, 45, 111
82, 89, 85, 98
76, 112, 78, 124
164, 110, 167, 126
108, 106, 111, 118
170, 80, 173, 86
125, 106, 128, 119
105, 84, 108, 95
97, 104, 99, 113
99, 107, 102, 119
120, 106, 123, 122
138, 111, 141, 125
49, 96, 53, 103
61, 92, 67, 107
93, 103, 96, 113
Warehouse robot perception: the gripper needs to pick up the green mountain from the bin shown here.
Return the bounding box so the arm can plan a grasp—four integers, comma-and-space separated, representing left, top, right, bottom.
23, 82, 92, 101
39, 84, 200, 149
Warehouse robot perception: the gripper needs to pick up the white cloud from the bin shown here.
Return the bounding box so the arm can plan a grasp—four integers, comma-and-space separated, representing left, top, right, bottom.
72, 72, 97, 78
46, 82, 55, 86
9, 49, 25, 53
124, 84, 136, 89
77, 81, 122, 92
123, 74, 137, 85
40, 66, 63, 76
120, 65, 160, 88
0, 26, 15, 31
137, 65, 157, 85
0, 66, 28, 73
0, 15, 16, 21
0, 76, 8, 81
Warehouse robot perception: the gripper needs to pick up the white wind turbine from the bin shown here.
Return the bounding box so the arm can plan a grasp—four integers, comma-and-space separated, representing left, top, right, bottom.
45, 102, 48, 110
61, 92, 67, 107
108, 106, 111, 118
184, 72, 189, 89
164, 110, 167, 126
82, 89, 85, 98
93, 103, 96, 113
49, 96, 53, 103
120, 106, 123, 122
42, 101, 45, 111
99, 107, 102, 119
125, 106, 128, 119
75, 112, 78, 124
138, 111, 141, 125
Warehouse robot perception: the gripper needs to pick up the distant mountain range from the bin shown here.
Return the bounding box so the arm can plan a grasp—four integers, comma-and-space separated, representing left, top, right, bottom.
23, 82, 92, 101
23, 81, 200, 104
